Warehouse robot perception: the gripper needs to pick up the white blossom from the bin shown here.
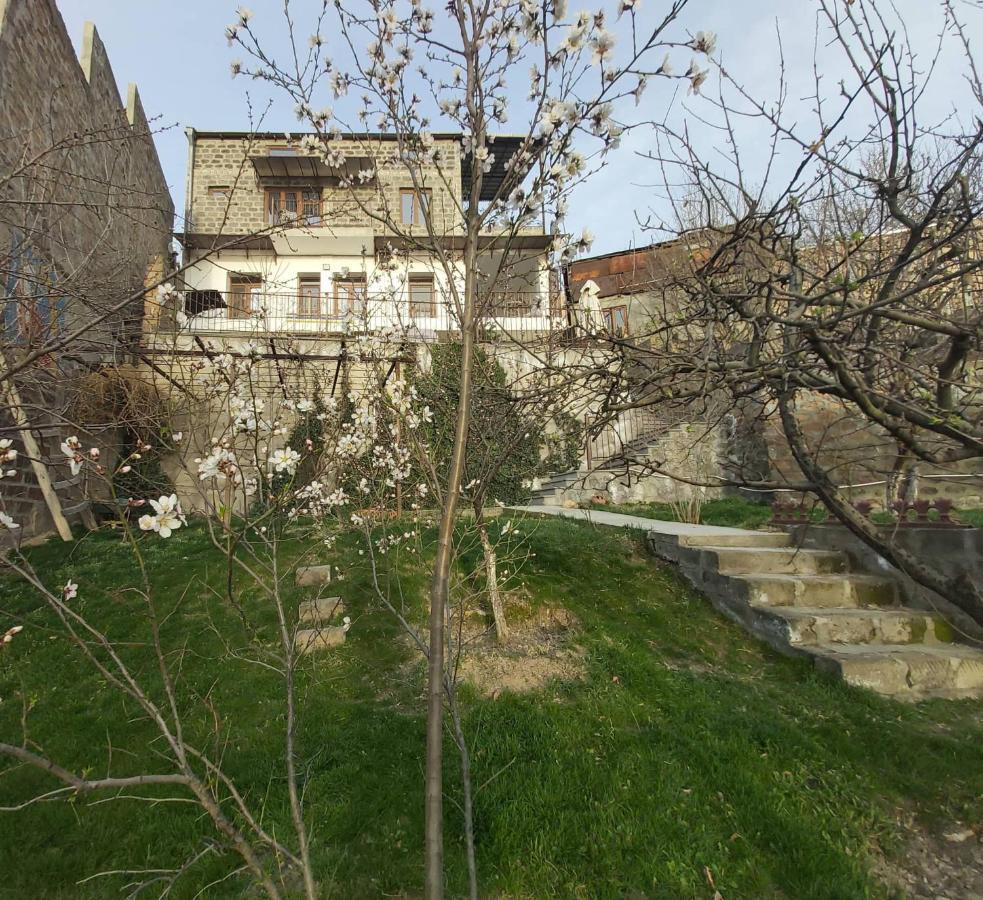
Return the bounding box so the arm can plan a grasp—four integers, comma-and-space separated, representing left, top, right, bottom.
269, 447, 301, 476
2, 624, 24, 646
691, 30, 717, 55
0, 512, 19, 530
590, 28, 616, 66
63, 580, 78, 601
61, 436, 83, 476
140, 494, 186, 539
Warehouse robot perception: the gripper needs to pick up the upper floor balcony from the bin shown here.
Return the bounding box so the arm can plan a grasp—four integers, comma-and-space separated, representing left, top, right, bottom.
164, 287, 566, 343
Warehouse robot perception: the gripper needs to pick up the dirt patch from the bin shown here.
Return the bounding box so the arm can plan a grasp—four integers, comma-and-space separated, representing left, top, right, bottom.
457, 603, 587, 697
871, 814, 982, 899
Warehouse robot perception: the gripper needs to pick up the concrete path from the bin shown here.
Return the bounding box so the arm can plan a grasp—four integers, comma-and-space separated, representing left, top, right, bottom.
510, 504, 755, 537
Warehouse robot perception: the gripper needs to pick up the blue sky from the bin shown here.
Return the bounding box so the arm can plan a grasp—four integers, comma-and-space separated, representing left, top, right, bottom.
59, 0, 982, 254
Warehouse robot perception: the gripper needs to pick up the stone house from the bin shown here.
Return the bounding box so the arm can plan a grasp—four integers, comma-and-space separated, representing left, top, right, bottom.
145, 129, 563, 511
0, 0, 174, 537
170, 130, 558, 340
562, 231, 982, 511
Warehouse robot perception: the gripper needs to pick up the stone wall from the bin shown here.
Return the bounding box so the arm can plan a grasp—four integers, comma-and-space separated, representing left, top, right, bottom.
0, 0, 174, 540
761, 391, 983, 508
186, 133, 463, 237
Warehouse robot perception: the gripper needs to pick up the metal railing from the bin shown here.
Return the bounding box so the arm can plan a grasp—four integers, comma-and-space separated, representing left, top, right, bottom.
584, 408, 668, 469
171, 289, 565, 339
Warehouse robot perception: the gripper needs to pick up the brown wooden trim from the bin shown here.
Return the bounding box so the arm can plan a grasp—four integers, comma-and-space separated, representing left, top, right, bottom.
399, 187, 432, 226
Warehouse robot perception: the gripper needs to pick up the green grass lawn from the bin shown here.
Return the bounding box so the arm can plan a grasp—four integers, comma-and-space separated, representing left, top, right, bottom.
0, 516, 980, 898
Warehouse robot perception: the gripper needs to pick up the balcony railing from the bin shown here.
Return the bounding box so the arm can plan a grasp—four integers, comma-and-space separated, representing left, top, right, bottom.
170, 289, 565, 340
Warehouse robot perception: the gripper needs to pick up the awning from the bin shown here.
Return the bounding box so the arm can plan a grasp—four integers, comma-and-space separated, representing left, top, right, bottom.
248, 153, 374, 183
462, 136, 539, 201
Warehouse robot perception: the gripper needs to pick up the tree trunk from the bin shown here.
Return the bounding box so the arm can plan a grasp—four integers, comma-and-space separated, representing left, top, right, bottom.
778, 392, 983, 626
425, 285, 478, 900
478, 518, 508, 643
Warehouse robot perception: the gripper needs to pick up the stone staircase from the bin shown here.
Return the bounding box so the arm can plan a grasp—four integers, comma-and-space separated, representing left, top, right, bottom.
647, 528, 983, 699
528, 422, 706, 507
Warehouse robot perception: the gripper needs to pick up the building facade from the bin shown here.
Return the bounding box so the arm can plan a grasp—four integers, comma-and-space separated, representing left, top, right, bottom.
170, 130, 559, 344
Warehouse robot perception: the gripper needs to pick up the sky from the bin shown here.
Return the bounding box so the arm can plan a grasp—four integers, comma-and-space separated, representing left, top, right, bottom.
58, 0, 983, 255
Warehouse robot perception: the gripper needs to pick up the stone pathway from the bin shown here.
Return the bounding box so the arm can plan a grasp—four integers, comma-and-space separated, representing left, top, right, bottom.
510, 504, 757, 538
514, 505, 983, 700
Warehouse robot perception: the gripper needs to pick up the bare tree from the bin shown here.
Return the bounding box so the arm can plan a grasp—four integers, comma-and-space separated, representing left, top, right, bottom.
591, 0, 983, 624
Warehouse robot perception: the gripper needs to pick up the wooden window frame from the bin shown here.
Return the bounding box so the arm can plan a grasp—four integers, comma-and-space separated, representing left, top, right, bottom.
228, 273, 262, 320
408, 275, 436, 318
399, 188, 431, 226
264, 187, 323, 226
297, 275, 322, 319
602, 305, 628, 337
332, 274, 367, 317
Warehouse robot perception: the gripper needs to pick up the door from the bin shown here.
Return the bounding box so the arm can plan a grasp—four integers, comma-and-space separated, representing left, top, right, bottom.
229, 274, 262, 319
333, 276, 367, 319
298, 277, 321, 318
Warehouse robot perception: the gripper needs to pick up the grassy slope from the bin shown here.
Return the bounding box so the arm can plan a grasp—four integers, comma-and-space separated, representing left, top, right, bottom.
0, 517, 980, 898
592, 498, 983, 531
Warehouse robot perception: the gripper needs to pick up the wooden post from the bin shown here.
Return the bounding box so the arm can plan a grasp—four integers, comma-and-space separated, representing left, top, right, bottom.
0, 364, 73, 541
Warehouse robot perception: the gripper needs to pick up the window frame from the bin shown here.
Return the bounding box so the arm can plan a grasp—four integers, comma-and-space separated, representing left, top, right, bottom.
332, 274, 367, 317
408, 275, 436, 318
399, 188, 432, 226
228, 273, 263, 319
601, 305, 629, 337
297, 275, 322, 319
264, 187, 323, 226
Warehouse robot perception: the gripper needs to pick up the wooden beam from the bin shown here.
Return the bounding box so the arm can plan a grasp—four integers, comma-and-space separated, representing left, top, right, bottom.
0, 362, 73, 542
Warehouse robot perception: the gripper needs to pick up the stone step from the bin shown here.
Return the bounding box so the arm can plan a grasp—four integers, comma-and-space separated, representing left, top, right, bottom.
811, 644, 983, 699
296, 565, 332, 587
299, 596, 346, 625
735, 573, 898, 609
768, 606, 953, 646
702, 546, 847, 576
679, 532, 791, 549
295, 626, 346, 654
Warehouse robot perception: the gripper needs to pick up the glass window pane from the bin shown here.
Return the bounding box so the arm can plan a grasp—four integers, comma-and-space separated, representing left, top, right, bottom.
401, 192, 415, 224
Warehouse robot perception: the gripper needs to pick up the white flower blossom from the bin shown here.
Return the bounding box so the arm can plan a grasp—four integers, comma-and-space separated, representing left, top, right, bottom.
590, 28, 616, 66
63, 580, 78, 601
691, 30, 717, 55
61, 436, 83, 476
140, 494, 186, 539
0, 512, 19, 530
269, 447, 301, 476
2, 624, 24, 646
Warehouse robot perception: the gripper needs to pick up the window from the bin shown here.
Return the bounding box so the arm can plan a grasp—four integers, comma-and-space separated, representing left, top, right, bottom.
333, 274, 366, 317
602, 305, 628, 337
3, 242, 64, 347
268, 146, 298, 157
228, 274, 262, 319
399, 188, 431, 226
265, 188, 322, 226
297, 275, 321, 318
408, 276, 435, 318
208, 185, 231, 199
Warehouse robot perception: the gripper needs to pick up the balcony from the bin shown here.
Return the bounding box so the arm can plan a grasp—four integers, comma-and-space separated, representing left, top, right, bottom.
170, 289, 566, 341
